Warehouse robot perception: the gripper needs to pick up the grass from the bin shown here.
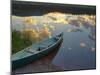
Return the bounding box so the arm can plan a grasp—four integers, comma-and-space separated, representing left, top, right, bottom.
12, 30, 32, 54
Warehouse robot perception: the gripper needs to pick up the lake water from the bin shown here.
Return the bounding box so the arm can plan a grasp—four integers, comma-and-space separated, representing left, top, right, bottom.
12, 14, 96, 71
49, 23, 95, 70
52, 25, 96, 70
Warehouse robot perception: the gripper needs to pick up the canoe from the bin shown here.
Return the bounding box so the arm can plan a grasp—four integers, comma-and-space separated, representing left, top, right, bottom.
12, 33, 63, 70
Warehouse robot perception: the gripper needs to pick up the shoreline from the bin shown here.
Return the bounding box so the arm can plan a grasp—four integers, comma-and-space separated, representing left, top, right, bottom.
12, 1, 96, 16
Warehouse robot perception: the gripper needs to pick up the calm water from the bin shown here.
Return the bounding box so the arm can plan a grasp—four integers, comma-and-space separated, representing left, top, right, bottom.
48, 23, 95, 70
52, 24, 96, 70
12, 13, 96, 70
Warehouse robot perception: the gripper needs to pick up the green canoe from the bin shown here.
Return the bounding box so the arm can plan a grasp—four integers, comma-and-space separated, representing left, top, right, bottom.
12, 33, 63, 70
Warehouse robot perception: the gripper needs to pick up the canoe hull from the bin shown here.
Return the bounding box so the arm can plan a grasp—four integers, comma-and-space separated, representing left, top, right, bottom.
12, 33, 63, 70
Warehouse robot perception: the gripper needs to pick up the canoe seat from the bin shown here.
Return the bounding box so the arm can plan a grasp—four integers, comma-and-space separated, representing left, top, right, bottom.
26, 50, 35, 54
37, 46, 46, 51
26, 49, 38, 54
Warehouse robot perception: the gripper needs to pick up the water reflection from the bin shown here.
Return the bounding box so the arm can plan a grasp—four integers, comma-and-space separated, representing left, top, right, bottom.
20, 27, 52, 43
12, 13, 96, 70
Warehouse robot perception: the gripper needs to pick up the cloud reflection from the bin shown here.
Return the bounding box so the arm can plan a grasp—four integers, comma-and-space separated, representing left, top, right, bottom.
12, 13, 96, 43
21, 26, 52, 43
